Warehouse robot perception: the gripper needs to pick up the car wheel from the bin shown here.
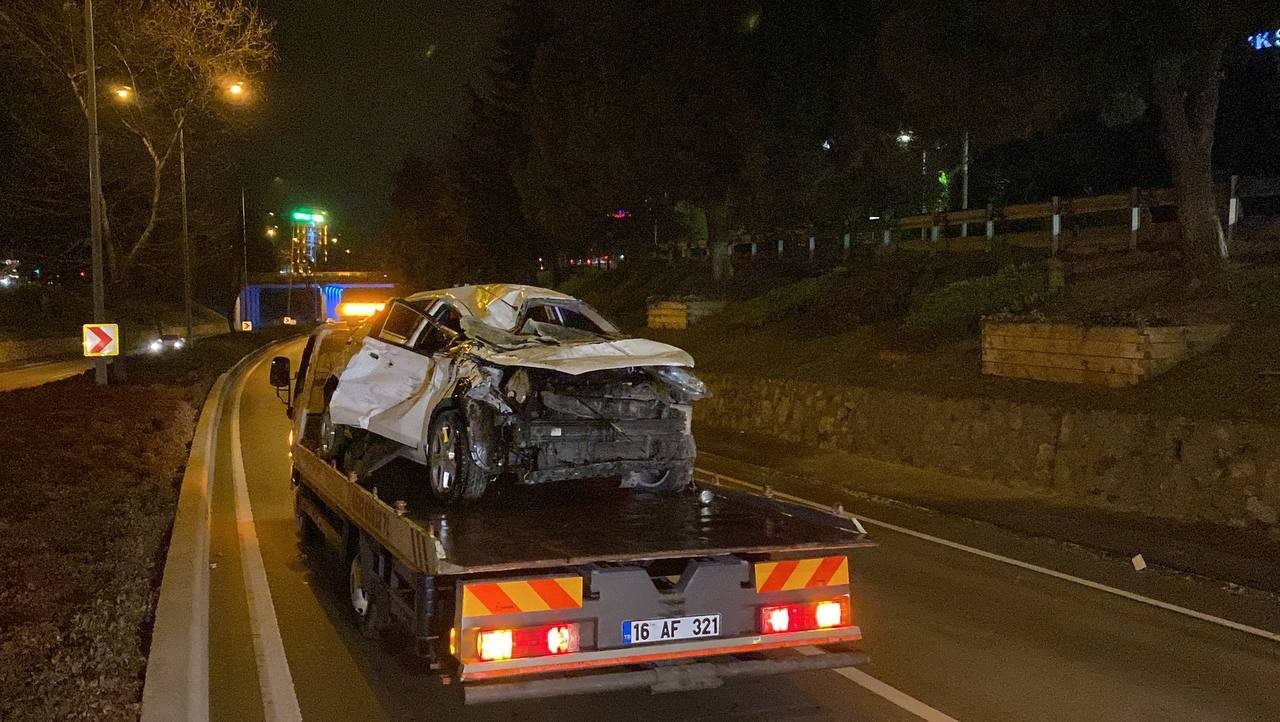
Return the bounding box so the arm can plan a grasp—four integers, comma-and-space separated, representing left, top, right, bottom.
621, 464, 693, 492
427, 409, 489, 503
317, 408, 345, 460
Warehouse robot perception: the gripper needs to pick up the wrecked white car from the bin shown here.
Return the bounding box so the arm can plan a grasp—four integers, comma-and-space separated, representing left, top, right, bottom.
316, 284, 708, 502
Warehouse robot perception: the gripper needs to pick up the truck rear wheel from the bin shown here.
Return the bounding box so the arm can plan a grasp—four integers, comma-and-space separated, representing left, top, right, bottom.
427, 409, 489, 503
349, 555, 387, 639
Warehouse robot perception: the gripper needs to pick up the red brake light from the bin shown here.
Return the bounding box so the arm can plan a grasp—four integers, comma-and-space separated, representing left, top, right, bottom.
759, 596, 851, 634
475, 623, 581, 661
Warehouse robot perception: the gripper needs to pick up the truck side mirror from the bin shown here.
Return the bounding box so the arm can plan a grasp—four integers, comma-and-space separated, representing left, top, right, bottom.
270, 356, 292, 389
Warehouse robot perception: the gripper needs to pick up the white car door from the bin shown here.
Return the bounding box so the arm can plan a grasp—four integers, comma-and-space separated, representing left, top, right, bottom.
328, 300, 433, 445
370, 300, 467, 453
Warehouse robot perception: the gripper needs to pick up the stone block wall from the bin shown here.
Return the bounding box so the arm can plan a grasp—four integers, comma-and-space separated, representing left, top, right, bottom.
697, 372, 1280, 529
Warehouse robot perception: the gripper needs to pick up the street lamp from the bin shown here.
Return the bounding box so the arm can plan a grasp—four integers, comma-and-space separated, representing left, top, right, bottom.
114, 78, 253, 344
896, 130, 914, 146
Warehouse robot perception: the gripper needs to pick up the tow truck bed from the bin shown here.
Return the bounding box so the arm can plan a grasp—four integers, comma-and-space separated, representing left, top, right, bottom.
293, 447, 871, 575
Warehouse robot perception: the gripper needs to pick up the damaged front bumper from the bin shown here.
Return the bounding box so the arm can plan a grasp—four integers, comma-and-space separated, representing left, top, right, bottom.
509, 418, 694, 484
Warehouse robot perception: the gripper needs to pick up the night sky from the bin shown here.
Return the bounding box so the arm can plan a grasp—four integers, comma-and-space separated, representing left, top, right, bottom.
242, 1, 503, 241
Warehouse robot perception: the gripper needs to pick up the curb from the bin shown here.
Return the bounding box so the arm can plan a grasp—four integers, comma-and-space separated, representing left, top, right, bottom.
140, 339, 294, 722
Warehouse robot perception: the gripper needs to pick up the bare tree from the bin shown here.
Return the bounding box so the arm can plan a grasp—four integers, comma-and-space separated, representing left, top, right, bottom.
0, 0, 274, 285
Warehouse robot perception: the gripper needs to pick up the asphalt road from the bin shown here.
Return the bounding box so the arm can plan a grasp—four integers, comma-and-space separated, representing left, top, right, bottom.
206, 339, 1280, 721
0, 357, 91, 392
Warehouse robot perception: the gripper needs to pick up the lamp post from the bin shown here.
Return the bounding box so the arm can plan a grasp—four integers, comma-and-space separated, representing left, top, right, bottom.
82, 0, 108, 385
179, 126, 192, 344
114, 79, 249, 345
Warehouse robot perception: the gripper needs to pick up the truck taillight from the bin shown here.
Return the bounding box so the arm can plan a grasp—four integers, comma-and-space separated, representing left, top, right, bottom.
477, 629, 513, 661
475, 623, 581, 661
759, 595, 851, 634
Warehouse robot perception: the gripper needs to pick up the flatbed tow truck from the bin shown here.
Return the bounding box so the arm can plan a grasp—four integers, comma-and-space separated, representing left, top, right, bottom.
271, 325, 875, 704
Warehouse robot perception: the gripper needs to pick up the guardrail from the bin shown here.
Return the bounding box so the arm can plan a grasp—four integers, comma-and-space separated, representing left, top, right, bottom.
883, 187, 1181, 255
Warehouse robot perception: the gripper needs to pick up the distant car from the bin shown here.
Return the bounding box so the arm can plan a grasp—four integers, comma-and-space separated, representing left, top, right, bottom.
149, 334, 186, 353
313, 283, 709, 503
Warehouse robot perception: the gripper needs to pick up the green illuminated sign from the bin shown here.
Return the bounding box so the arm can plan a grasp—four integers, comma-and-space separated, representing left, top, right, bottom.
290, 209, 327, 224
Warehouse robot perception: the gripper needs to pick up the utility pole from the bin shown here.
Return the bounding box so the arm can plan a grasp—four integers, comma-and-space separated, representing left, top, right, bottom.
961, 131, 971, 237
83, 0, 107, 386
179, 126, 193, 345
920, 148, 929, 241
240, 186, 249, 288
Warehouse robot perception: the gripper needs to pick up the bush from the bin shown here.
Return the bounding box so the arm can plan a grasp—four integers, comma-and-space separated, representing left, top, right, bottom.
721, 271, 849, 328
903, 261, 1060, 341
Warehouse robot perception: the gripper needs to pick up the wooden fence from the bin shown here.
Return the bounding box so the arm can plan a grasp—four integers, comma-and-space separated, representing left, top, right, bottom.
727, 175, 1277, 262
884, 187, 1182, 254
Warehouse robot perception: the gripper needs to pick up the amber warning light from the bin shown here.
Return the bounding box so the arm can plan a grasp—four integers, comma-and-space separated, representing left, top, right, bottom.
337, 302, 385, 318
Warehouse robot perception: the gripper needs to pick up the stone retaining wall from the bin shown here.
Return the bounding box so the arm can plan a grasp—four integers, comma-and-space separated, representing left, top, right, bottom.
696, 372, 1280, 529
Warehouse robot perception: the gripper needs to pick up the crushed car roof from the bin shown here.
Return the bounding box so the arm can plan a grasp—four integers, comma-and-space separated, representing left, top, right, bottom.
405, 284, 574, 332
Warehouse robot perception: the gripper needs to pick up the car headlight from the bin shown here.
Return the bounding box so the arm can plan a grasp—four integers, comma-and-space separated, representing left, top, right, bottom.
174, 339, 185, 349
149, 340, 163, 352
648, 366, 710, 401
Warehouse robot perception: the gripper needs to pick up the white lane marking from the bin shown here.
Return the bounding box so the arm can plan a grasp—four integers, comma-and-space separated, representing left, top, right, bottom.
230, 363, 304, 721
697, 467, 1280, 645
795, 646, 958, 721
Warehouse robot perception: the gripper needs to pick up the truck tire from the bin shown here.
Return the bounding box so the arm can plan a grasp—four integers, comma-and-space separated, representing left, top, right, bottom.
294, 489, 319, 547
621, 464, 693, 493
427, 409, 489, 503
349, 554, 388, 639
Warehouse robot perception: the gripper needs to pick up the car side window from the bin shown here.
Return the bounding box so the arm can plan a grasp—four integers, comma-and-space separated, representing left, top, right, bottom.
378, 301, 425, 345
433, 303, 463, 333
413, 302, 461, 355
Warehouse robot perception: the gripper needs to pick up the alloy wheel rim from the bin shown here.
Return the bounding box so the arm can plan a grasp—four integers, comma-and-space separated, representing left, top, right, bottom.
431, 423, 456, 492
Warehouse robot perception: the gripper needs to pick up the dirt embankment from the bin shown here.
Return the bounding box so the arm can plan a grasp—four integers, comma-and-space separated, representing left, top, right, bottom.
0, 331, 296, 721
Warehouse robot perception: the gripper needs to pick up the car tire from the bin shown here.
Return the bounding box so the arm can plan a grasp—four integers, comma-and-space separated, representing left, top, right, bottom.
317, 408, 347, 461
621, 463, 693, 492
427, 409, 489, 503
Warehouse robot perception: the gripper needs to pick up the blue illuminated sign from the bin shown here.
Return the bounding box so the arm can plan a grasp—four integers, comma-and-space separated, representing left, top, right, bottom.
1248, 29, 1280, 50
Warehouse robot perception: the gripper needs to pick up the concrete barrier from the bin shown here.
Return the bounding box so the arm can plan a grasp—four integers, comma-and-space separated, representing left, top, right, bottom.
140, 339, 288, 722
696, 372, 1280, 530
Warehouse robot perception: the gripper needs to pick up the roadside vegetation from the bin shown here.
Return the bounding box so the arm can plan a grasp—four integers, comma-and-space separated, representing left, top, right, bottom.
0, 329, 296, 720
0, 285, 226, 343
566, 250, 1280, 423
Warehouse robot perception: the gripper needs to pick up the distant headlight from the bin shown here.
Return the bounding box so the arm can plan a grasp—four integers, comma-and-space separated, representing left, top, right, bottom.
649, 366, 710, 401
149, 340, 163, 352
174, 339, 185, 349
0, 277, 11, 287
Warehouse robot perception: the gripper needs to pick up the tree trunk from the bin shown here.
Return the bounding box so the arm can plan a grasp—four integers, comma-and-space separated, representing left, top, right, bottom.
1163, 131, 1222, 278
707, 200, 731, 280
1154, 47, 1226, 280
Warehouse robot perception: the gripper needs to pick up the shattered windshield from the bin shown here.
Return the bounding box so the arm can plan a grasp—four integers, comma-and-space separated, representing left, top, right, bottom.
459, 299, 620, 350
